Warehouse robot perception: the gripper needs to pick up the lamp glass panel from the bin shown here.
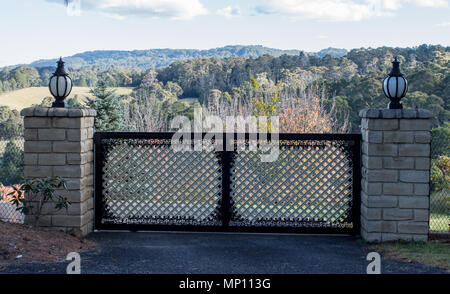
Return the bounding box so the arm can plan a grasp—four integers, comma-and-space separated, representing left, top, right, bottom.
388, 76, 398, 98
50, 76, 58, 97
396, 78, 406, 98
383, 77, 389, 97
57, 76, 67, 97
64, 78, 72, 97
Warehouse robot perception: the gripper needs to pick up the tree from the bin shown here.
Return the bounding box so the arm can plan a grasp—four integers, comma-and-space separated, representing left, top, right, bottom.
77, 77, 88, 87
0, 141, 23, 186
279, 89, 349, 133
67, 95, 83, 108
122, 91, 166, 132
403, 91, 428, 108
404, 91, 448, 126
141, 69, 158, 88
431, 122, 450, 159
0, 106, 23, 140
86, 79, 124, 131
430, 123, 450, 191
251, 75, 280, 132
408, 69, 440, 94
165, 81, 183, 97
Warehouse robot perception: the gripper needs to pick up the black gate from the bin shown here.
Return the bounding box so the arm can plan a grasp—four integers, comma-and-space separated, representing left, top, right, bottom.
94, 132, 361, 234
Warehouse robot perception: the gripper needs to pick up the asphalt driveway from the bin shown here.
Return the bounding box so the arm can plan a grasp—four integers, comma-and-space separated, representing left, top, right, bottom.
1, 232, 447, 274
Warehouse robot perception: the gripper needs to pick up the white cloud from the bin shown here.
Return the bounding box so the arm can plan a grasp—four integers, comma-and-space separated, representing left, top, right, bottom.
437, 21, 450, 27
256, 0, 448, 22
216, 5, 241, 18
100, 12, 126, 20
216, 6, 241, 19
413, 0, 448, 7
48, 0, 209, 20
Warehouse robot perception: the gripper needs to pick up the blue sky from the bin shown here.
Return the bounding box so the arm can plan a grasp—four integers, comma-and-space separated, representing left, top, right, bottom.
0, 0, 449, 67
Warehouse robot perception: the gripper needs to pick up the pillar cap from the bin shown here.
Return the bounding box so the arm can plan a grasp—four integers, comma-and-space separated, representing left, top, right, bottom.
21, 106, 96, 117
359, 108, 433, 119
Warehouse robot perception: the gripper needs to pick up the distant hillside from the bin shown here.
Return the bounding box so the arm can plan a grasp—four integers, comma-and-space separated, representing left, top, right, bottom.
27, 45, 347, 70
316, 47, 348, 58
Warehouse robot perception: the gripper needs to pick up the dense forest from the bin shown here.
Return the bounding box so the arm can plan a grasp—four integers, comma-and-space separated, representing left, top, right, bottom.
0, 44, 449, 132
24, 45, 348, 70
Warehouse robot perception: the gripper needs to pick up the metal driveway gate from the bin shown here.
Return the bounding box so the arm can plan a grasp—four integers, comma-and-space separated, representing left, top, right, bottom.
94, 132, 361, 234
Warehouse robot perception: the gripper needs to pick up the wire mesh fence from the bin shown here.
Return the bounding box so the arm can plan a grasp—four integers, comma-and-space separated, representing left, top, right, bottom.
0, 124, 24, 224
430, 127, 449, 234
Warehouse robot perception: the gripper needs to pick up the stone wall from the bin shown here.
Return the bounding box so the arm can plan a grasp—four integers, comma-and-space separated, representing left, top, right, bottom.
359, 109, 433, 242
21, 106, 96, 237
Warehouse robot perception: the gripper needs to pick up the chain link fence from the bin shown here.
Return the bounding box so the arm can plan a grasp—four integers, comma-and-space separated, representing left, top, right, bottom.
430, 126, 449, 235
0, 123, 24, 224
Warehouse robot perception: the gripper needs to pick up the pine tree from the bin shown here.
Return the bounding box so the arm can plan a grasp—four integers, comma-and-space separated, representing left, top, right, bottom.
86, 79, 124, 131
67, 95, 82, 108
0, 141, 24, 186
78, 77, 88, 87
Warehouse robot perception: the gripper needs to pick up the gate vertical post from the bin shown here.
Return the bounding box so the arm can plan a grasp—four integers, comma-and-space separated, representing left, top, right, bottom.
351, 136, 361, 235
220, 145, 233, 229
359, 109, 433, 242
21, 106, 96, 237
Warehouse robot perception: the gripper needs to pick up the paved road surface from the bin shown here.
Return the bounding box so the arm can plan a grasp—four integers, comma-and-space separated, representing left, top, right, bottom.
1, 232, 447, 274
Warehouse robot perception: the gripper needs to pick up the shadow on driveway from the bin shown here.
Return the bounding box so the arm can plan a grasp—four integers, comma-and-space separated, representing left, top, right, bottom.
1, 232, 447, 274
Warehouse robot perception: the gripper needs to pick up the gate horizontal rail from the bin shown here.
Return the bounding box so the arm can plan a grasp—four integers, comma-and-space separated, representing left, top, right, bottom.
94, 132, 361, 235
94, 132, 362, 140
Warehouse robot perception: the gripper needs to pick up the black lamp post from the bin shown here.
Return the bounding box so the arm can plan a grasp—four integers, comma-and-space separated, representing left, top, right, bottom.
382, 56, 408, 109
49, 57, 73, 107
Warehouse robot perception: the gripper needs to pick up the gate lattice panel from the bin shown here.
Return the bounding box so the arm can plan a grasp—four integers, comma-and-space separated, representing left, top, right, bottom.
229, 141, 354, 229
99, 137, 222, 227
95, 133, 361, 234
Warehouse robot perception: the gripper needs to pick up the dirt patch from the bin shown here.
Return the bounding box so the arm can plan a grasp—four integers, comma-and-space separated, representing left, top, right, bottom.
0, 221, 96, 267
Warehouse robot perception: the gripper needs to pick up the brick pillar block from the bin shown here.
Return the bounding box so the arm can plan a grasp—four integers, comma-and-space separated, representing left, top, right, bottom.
359, 108, 433, 242
21, 106, 96, 237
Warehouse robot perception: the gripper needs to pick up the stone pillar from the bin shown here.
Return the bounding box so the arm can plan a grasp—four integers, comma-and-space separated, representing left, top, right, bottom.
359, 108, 433, 242
20, 106, 96, 237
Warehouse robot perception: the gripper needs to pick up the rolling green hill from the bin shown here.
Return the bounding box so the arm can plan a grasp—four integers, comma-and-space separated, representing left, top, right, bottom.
25, 45, 348, 70
28, 45, 304, 70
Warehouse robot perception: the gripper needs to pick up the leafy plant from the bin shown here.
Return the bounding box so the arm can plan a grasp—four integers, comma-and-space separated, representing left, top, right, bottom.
8, 177, 70, 225
430, 155, 450, 192
0, 184, 22, 201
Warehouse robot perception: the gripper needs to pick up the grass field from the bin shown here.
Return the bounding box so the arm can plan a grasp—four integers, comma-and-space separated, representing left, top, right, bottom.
181, 98, 200, 105
370, 240, 450, 270
0, 86, 133, 110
